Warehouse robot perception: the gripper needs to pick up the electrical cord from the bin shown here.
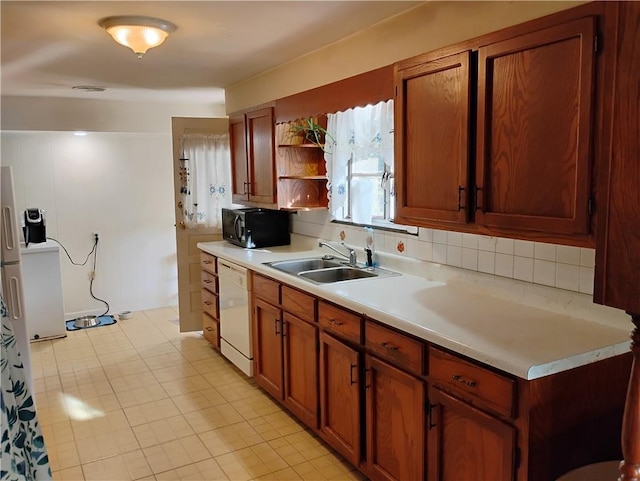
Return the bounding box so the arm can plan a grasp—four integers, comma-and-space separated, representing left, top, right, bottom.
89, 240, 110, 317
47, 236, 96, 266
47, 236, 110, 317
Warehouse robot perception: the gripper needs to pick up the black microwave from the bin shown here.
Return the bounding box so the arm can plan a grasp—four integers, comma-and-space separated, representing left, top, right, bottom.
222, 208, 290, 248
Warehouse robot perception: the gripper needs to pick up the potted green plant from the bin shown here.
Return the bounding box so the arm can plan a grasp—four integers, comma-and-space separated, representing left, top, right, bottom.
288, 117, 334, 148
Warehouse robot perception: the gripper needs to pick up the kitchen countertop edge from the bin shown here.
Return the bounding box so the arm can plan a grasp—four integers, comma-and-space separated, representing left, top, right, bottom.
198, 240, 630, 381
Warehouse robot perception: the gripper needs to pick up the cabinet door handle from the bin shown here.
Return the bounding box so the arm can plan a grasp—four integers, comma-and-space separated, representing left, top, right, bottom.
381, 342, 398, 351
364, 368, 371, 389
329, 319, 344, 327
428, 402, 437, 430
349, 364, 358, 385
452, 374, 477, 388
474, 186, 483, 211
457, 185, 466, 211
274, 319, 281, 336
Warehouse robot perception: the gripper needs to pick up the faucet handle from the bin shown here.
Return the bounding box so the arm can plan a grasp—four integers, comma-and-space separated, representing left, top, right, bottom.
341, 242, 357, 266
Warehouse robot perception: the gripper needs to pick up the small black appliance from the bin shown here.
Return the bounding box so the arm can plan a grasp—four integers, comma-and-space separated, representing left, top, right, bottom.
222, 207, 290, 248
23, 208, 46, 246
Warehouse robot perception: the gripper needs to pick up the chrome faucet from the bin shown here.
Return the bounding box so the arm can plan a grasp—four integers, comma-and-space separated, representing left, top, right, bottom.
318, 241, 358, 267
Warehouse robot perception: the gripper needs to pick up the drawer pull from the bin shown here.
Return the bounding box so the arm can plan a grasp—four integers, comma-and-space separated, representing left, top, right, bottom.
381, 342, 398, 351
204, 301, 212, 306
452, 374, 477, 388
203, 260, 213, 264
205, 327, 213, 332
329, 319, 344, 327
203, 279, 213, 284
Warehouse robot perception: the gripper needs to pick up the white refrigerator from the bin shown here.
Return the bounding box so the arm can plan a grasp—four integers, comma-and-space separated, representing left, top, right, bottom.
1, 166, 32, 391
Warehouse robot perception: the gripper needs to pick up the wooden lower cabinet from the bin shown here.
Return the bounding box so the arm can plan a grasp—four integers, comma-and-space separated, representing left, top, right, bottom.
202, 313, 219, 349
253, 297, 283, 399
283, 312, 318, 429
200, 252, 220, 350
249, 275, 630, 481
252, 277, 319, 431
319, 330, 361, 466
364, 354, 425, 481
428, 386, 516, 481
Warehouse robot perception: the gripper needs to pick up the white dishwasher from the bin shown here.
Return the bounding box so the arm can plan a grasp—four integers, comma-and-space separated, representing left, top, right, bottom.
217, 259, 253, 376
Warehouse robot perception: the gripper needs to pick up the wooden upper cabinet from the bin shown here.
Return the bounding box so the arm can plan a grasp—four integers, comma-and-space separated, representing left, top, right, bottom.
246, 107, 276, 204
475, 17, 596, 235
594, 2, 640, 314
230, 114, 248, 204
229, 107, 277, 205
395, 50, 472, 227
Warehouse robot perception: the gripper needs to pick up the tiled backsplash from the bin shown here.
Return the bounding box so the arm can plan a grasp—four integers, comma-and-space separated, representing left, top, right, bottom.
291, 210, 595, 295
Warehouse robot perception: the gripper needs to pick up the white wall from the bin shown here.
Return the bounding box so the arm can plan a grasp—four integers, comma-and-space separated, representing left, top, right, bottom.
1, 131, 177, 318
225, 1, 583, 112
1, 96, 225, 133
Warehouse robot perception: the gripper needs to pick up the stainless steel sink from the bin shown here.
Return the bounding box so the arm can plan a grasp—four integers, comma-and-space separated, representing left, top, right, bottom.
267, 257, 344, 274
263, 256, 401, 284
298, 267, 378, 283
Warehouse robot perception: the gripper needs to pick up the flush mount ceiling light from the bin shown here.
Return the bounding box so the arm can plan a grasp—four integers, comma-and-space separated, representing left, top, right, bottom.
98, 16, 177, 58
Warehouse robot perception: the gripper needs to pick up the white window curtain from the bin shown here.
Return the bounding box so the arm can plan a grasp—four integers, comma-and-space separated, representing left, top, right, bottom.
324, 100, 394, 224
181, 133, 232, 228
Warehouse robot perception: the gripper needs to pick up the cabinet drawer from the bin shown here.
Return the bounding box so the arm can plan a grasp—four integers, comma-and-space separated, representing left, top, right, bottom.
201, 270, 217, 294
200, 252, 216, 274
202, 312, 219, 349
252, 273, 280, 305
429, 348, 515, 418
365, 321, 424, 376
282, 286, 316, 323
201, 289, 219, 320
318, 301, 361, 344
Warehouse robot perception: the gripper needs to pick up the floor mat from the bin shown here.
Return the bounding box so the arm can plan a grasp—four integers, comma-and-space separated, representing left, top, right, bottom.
65, 315, 117, 331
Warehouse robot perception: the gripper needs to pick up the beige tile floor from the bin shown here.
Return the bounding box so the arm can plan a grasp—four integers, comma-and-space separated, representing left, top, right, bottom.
31, 307, 365, 481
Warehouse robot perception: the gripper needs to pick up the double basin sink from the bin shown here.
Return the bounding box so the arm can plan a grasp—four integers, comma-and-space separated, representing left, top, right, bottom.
264, 256, 401, 284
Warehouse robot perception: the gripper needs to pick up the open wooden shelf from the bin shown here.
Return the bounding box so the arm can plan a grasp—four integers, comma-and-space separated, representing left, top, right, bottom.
278, 143, 324, 148
278, 175, 327, 180
276, 117, 329, 211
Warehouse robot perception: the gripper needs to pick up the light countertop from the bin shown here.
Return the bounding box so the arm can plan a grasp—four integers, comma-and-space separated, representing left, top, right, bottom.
20, 240, 61, 255
198, 238, 631, 380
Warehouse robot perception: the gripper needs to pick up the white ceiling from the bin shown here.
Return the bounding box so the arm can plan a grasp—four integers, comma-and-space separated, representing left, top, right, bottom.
1, 1, 422, 108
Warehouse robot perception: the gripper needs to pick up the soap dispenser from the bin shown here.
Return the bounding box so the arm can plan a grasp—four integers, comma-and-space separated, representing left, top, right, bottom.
364, 227, 377, 268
